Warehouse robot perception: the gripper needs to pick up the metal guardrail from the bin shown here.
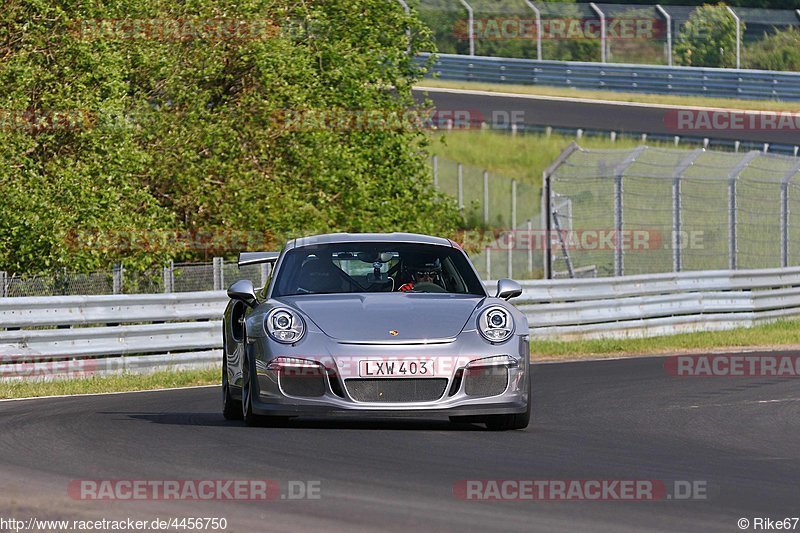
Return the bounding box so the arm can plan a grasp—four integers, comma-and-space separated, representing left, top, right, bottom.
420, 53, 800, 101
0, 291, 228, 381
488, 266, 800, 339
3, 267, 800, 380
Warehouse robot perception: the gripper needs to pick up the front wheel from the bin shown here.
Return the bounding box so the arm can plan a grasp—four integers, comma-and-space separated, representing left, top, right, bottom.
484, 394, 531, 431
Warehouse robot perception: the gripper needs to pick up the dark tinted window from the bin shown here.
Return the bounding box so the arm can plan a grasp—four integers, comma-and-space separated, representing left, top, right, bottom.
272, 242, 485, 297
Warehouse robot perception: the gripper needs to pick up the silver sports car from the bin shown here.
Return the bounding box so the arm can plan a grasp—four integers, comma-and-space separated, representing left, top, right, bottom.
222, 232, 530, 430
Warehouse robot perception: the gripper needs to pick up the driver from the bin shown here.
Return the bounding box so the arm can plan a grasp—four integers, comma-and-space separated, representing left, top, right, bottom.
398, 257, 443, 292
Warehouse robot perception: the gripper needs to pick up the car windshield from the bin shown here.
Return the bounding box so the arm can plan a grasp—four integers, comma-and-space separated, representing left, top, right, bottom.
272, 242, 485, 297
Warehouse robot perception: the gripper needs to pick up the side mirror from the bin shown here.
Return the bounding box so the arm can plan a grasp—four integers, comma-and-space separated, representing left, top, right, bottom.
495, 278, 522, 300
227, 279, 258, 308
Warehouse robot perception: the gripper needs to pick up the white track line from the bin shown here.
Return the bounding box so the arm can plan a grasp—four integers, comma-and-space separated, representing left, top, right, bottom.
413, 85, 774, 114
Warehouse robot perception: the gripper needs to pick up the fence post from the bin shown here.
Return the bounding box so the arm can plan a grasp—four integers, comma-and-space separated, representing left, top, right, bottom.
523, 0, 542, 61
508, 180, 517, 279
527, 219, 533, 276
457, 163, 463, 210
213, 257, 224, 291
541, 142, 579, 279
655, 4, 672, 66
726, 6, 741, 69
589, 3, 607, 63
728, 152, 757, 270
457, 0, 475, 56
612, 146, 647, 276
432, 155, 438, 189
0, 271, 6, 297
162, 261, 174, 293
112, 264, 124, 295
483, 170, 489, 225
485, 246, 491, 280
781, 162, 800, 268
672, 149, 703, 272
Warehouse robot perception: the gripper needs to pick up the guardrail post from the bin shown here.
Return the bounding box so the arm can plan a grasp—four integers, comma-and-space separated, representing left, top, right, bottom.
483, 170, 489, 225
589, 3, 607, 63
0, 271, 6, 297
523, 0, 542, 60
655, 5, 672, 66
457, 0, 475, 56
112, 264, 124, 295
213, 257, 224, 291
162, 261, 174, 293
781, 162, 800, 268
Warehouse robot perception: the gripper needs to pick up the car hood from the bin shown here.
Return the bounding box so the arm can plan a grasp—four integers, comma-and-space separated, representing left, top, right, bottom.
279, 293, 484, 343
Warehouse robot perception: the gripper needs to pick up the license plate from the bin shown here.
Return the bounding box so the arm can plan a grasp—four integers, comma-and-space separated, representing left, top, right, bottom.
359, 359, 436, 378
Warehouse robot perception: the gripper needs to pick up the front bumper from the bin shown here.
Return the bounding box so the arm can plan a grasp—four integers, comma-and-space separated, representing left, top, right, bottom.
247, 331, 530, 418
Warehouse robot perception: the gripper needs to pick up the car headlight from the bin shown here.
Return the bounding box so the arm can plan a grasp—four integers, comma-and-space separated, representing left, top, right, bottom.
478, 306, 514, 343
265, 308, 306, 344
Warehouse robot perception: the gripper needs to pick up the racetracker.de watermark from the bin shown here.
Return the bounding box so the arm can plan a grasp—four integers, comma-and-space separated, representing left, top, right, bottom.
665, 354, 800, 377
453, 479, 707, 501
453, 18, 664, 41
270, 109, 524, 132
68, 479, 321, 501
458, 229, 706, 252
664, 110, 800, 132
0, 109, 96, 133
70, 18, 280, 41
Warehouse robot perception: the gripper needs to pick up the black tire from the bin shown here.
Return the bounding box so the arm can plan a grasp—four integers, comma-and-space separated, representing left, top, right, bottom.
241, 353, 290, 427
484, 394, 531, 431
222, 356, 242, 421
241, 352, 265, 427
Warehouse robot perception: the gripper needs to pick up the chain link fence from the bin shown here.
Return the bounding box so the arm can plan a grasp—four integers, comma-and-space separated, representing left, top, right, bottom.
0, 260, 269, 298
545, 143, 800, 278
432, 155, 544, 279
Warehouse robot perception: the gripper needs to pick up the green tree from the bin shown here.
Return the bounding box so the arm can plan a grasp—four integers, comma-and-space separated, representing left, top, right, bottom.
675, 3, 744, 68
0, 0, 461, 275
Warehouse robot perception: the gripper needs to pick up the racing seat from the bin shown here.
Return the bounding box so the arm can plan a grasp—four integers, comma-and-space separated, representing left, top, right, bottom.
296, 259, 348, 293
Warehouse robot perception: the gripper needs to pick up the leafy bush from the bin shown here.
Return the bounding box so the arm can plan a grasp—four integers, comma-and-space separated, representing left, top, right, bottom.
745, 26, 800, 71
675, 3, 744, 68
0, 0, 460, 275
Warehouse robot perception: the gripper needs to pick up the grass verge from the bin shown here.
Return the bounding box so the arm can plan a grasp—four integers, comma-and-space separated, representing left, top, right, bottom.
429, 129, 671, 189
533, 319, 800, 361
418, 79, 798, 112
0, 367, 219, 400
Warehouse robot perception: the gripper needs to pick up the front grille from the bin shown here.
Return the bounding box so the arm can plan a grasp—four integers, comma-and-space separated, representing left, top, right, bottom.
345, 378, 448, 403
464, 367, 508, 397
279, 368, 326, 397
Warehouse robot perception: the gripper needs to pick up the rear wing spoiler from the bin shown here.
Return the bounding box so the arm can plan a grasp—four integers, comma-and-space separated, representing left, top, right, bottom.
238, 251, 280, 268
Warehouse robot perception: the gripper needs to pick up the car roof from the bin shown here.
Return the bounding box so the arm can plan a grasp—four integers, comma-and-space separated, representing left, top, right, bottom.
285, 232, 454, 250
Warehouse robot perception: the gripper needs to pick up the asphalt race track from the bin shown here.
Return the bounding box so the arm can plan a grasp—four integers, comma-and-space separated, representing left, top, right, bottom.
413, 87, 800, 146
0, 355, 798, 532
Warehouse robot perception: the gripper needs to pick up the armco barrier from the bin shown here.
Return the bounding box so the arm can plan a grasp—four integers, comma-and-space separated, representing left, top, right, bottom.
419, 53, 800, 101
3, 267, 800, 380
0, 291, 228, 381
487, 266, 800, 340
